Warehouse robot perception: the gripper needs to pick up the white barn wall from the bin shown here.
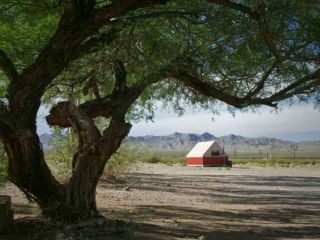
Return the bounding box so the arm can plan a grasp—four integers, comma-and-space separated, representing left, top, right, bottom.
186, 141, 224, 158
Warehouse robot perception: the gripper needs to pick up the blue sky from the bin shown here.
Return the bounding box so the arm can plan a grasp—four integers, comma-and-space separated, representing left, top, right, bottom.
37, 103, 320, 141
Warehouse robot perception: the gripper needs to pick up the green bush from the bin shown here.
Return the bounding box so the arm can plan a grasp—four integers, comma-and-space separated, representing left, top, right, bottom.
46, 128, 76, 180
145, 156, 161, 164
103, 146, 136, 182
138, 154, 186, 166
232, 158, 320, 167
0, 145, 8, 186
46, 131, 137, 182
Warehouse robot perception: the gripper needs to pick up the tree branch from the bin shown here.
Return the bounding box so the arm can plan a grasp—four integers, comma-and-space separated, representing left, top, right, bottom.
109, 10, 204, 24
245, 62, 276, 99
169, 63, 320, 109
206, 0, 260, 20
266, 69, 320, 102
0, 101, 12, 137
9, 0, 168, 114
47, 101, 101, 145
256, 3, 284, 63
99, 118, 132, 149
46, 66, 170, 127
206, 1, 284, 63
63, 0, 96, 19
0, 49, 18, 81
94, 0, 168, 25
112, 58, 127, 95
75, 28, 119, 59
169, 66, 277, 108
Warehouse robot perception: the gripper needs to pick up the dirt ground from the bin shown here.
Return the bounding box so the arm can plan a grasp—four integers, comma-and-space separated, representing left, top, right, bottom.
1, 164, 320, 240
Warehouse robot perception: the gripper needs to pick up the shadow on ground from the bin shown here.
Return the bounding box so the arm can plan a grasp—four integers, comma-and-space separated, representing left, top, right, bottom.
0, 218, 134, 240
99, 172, 320, 239
1, 170, 320, 239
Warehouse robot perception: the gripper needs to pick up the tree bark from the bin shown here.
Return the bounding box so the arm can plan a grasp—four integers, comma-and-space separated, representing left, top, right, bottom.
0, 111, 131, 221
0, 97, 132, 221
0, 117, 65, 215
64, 119, 131, 220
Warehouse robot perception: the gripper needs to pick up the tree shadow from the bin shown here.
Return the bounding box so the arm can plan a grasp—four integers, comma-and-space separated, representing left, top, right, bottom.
1, 170, 320, 239
0, 218, 135, 240
98, 172, 320, 239
98, 204, 320, 239
100, 173, 320, 207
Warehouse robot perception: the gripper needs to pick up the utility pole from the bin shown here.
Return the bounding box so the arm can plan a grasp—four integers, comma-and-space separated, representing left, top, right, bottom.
289, 145, 298, 160
222, 140, 225, 155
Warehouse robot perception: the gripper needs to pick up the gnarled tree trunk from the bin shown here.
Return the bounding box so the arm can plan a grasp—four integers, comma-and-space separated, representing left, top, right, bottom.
0, 101, 131, 221
57, 102, 132, 220
0, 0, 169, 222
0, 115, 65, 215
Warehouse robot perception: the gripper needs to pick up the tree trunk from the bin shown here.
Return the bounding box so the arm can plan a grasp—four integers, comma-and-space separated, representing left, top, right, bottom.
0, 120, 65, 215
1, 108, 131, 221
62, 119, 132, 221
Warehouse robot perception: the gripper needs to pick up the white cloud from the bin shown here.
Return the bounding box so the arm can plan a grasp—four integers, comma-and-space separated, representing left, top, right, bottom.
130, 104, 320, 138
36, 103, 320, 140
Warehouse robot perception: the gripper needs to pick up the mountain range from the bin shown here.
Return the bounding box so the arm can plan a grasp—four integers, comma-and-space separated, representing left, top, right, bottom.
126, 132, 320, 154
40, 132, 320, 154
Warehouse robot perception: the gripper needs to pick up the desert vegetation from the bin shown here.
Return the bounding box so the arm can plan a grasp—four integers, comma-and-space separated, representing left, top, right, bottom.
43, 135, 320, 180
0, 145, 8, 186
0, 1, 319, 237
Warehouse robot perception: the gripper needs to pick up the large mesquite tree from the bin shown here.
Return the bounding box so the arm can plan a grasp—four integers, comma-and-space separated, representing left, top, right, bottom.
0, 0, 319, 221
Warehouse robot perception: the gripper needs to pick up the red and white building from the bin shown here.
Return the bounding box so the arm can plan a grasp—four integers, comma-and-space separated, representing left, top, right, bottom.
186, 141, 232, 167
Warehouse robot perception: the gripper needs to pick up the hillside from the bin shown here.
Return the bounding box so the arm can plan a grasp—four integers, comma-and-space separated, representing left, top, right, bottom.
125, 132, 320, 154
40, 132, 320, 154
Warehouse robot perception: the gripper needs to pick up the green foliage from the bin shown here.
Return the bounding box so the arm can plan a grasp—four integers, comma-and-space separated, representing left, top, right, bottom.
144, 156, 161, 164
0, 1, 60, 98
0, 144, 8, 186
233, 158, 320, 167
102, 146, 187, 181
138, 154, 186, 166
0, 1, 60, 68
46, 128, 76, 179
0, 1, 319, 111
104, 146, 136, 182
31, 0, 320, 121
0, 1, 320, 184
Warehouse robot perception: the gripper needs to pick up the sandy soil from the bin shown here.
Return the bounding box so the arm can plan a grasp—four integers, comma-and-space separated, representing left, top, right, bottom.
1, 164, 320, 240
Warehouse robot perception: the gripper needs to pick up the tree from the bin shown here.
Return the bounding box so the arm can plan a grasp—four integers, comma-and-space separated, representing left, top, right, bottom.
0, 0, 319, 221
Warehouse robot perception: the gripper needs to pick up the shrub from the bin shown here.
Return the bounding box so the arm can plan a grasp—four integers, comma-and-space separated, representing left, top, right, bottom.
0, 145, 8, 186
232, 158, 320, 167
103, 146, 135, 182
145, 156, 161, 164
46, 128, 76, 180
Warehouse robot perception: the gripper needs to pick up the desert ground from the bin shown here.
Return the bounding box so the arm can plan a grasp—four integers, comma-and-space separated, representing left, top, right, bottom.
1, 164, 320, 240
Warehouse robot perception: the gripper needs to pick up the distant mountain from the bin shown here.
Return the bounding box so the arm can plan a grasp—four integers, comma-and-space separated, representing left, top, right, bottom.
40, 133, 52, 151
126, 132, 216, 150
40, 132, 320, 154
125, 132, 320, 154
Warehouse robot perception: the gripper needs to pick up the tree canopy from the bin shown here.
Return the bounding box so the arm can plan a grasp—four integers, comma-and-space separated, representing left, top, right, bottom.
0, 0, 319, 221
1, 1, 319, 118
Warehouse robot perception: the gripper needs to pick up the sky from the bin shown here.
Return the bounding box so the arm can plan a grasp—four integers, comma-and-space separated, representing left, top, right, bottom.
37, 103, 320, 141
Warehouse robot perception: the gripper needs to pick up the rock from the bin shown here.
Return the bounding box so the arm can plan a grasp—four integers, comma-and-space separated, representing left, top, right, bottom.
122, 186, 130, 191
0, 195, 13, 233
198, 235, 206, 240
